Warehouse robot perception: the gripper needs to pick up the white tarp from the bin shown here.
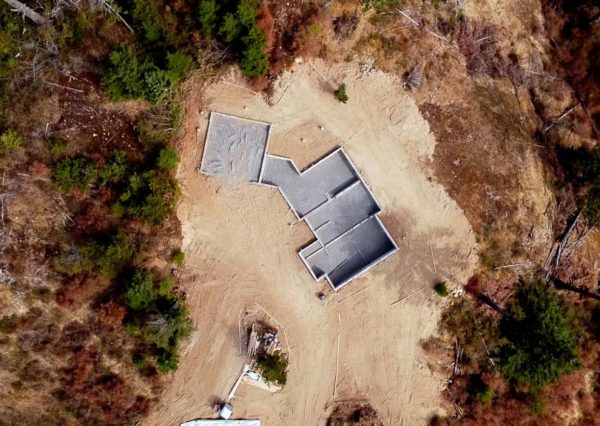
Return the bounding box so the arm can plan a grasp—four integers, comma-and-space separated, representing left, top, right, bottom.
181, 421, 260, 426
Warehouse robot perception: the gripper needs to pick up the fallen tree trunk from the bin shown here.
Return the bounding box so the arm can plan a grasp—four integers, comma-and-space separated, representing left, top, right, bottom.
549, 276, 600, 301
4, 0, 47, 25
476, 293, 506, 314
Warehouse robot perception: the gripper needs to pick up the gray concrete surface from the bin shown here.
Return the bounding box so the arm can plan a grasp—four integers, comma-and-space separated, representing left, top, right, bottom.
305, 180, 380, 245
199, 111, 398, 291
200, 112, 269, 182
300, 217, 397, 288
261, 151, 357, 217
260, 149, 397, 290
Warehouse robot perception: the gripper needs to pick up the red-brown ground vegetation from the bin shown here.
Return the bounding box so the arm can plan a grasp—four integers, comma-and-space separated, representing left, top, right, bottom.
327, 400, 383, 426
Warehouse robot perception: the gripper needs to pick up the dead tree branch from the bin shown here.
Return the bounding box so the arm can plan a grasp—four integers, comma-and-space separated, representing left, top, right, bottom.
453, 339, 463, 376
477, 293, 505, 314
395, 9, 449, 42
549, 276, 600, 301
4, 0, 47, 25
96, 0, 134, 33
544, 210, 583, 278
543, 103, 579, 133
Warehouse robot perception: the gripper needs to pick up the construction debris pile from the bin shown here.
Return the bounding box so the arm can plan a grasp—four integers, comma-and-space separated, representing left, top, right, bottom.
247, 324, 281, 358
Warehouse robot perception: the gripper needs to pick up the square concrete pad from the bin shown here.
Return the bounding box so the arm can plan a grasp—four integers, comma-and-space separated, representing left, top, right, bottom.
200, 112, 270, 183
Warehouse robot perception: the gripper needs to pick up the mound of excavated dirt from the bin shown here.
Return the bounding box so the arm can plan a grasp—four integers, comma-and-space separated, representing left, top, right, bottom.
327, 401, 383, 426
145, 60, 477, 426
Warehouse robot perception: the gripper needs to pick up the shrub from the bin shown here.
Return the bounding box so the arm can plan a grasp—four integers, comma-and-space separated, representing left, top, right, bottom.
333, 13, 359, 39
476, 385, 493, 403
560, 146, 600, 222
138, 118, 169, 146
132, 0, 163, 42
166, 51, 193, 84
220, 13, 240, 43
114, 170, 180, 225
0, 314, 18, 333
497, 280, 580, 389
172, 251, 185, 267
122, 268, 191, 371
48, 139, 66, 157
256, 352, 288, 386
529, 395, 546, 415
196, 0, 268, 76
158, 277, 174, 297
132, 354, 148, 371
141, 300, 191, 350
125, 270, 156, 311
470, 375, 493, 403
157, 146, 179, 170
102, 45, 171, 103
239, 25, 268, 76
54, 157, 97, 191
99, 151, 127, 185
1, 129, 21, 150
434, 281, 448, 297
457, 21, 506, 79
308, 23, 322, 35
81, 232, 133, 278
440, 298, 499, 355
362, 0, 395, 12
98, 301, 127, 327
102, 45, 145, 100
53, 246, 93, 276
124, 270, 176, 311
0, 32, 16, 80
237, 0, 258, 27
198, 0, 218, 36
156, 349, 179, 373
334, 83, 349, 103
143, 67, 171, 103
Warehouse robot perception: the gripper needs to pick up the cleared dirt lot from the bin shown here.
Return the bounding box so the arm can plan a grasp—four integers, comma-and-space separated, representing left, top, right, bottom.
146, 60, 478, 426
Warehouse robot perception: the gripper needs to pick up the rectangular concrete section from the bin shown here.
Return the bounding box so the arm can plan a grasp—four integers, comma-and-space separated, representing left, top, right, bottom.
260, 152, 357, 217
300, 216, 397, 288
200, 111, 398, 291
200, 112, 270, 183
305, 180, 380, 245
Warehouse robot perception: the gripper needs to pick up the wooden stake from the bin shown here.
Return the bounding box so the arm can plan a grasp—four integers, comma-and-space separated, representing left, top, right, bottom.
333, 313, 340, 397
338, 283, 372, 304
391, 286, 425, 306
429, 241, 438, 274
221, 80, 262, 97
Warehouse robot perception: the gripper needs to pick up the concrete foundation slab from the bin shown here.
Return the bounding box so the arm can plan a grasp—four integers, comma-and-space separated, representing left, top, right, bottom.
200, 112, 270, 183
260, 151, 357, 217
200, 111, 398, 291
300, 216, 397, 289
305, 180, 380, 245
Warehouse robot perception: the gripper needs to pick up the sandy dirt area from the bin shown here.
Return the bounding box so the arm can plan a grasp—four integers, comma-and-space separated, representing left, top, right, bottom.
145, 60, 478, 426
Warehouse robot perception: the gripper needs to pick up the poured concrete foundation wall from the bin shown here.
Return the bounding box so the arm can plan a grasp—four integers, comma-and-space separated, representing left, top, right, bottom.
200, 112, 398, 291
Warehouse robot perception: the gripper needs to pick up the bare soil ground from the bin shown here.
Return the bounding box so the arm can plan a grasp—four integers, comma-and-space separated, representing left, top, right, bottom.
145, 60, 478, 425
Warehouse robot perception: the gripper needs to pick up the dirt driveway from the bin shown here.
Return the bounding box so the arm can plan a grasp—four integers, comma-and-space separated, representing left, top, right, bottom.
145, 60, 478, 426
